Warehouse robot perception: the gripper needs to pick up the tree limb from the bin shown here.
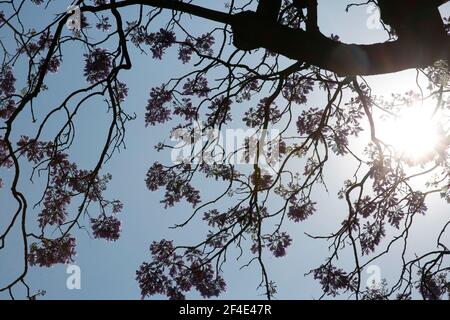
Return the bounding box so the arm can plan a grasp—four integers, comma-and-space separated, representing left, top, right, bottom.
85, 1, 450, 76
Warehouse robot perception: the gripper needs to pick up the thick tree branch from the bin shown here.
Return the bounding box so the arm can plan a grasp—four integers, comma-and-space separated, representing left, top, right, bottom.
232, 11, 449, 76
85, 1, 449, 75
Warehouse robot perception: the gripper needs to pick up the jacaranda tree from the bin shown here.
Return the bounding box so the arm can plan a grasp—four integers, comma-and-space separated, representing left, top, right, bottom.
1, 0, 450, 300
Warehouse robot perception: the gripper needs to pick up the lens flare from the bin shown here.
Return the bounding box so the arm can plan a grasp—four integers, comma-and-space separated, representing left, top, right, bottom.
377, 104, 448, 164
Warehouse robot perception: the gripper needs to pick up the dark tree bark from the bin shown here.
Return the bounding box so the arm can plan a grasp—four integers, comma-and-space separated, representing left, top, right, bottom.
86, 0, 449, 76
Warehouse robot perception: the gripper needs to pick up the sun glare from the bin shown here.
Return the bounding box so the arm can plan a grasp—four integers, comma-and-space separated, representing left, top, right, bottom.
376, 103, 449, 165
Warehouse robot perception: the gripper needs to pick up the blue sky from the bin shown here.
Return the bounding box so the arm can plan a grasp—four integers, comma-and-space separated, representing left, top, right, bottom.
1, 1, 450, 300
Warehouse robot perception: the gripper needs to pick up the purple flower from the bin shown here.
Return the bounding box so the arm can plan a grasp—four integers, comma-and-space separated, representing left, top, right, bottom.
28, 236, 76, 267
146, 162, 169, 191
296, 107, 323, 136
147, 29, 176, 59
360, 221, 385, 255
178, 34, 214, 63
207, 96, 232, 125
91, 215, 121, 241
0, 100, 16, 120
38, 188, 71, 227
288, 200, 316, 222
83, 48, 112, 84
182, 76, 210, 97
0, 67, 16, 97
282, 75, 313, 105
145, 86, 172, 126
313, 264, 350, 296
243, 98, 281, 128
174, 98, 198, 121
96, 16, 111, 31
266, 232, 292, 258
136, 239, 226, 300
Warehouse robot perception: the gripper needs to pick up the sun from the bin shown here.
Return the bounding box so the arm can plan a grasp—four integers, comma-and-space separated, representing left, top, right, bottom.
376, 103, 449, 165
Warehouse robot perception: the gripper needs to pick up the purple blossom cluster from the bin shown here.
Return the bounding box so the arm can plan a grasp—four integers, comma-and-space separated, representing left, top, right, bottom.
148, 29, 176, 59
173, 98, 197, 121
296, 107, 323, 136
178, 34, 215, 63
145, 86, 172, 126
264, 232, 292, 258
360, 221, 386, 255
16, 136, 119, 240
126, 27, 177, 59
206, 96, 232, 126
28, 236, 76, 267
313, 264, 350, 296
355, 196, 377, 218
243, 98, 281, 128
96, 16, 111, 32
182, 76, 210, 97
287, 200, 316, 222
250, 172, 273, 191
0, 100, 15, 120
91, 215, 121, 241
18, 31, 53, 57
41, 56, 61, 74
282, 75, 314, 105
0, 66, 16, 119
146, 162, 201, 208
113, 81, 129, 102
83, 48, 112, 84
417, 272, 449, 300
136, 240, 226, 300
0, 67, 16, 97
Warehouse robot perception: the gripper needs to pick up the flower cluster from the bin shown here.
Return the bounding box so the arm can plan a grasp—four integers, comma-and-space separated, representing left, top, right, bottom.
83, 48, 112, 84
417, 272, 449, 300
17, 136, 117, 229
182, 76, 210, 97
146, 29, 176, 59
173, 98, 197, 121
96, 16, 111, 31
287, 200, 316, 222
145, 86, 172, 126
313, 264, 350, 296
243, 98, 281, 128
360, 221, 386, 255
28, 236, 76, 267
0, 136, 13, 168
0, 66, 16, 120
136, 240, 226, 299
178, 34, 215, 63
0, 67, 16, 97
355, 196, 377, 218
264, 232, 292, 258
91, 215, 121, 241
206, 96, 232, 126
146, 162, 201, 208
296, 107, 323, 136
282, 75, 313, 105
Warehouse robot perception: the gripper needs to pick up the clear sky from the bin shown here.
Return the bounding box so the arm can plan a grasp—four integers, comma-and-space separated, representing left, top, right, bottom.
1, 0, 449, 300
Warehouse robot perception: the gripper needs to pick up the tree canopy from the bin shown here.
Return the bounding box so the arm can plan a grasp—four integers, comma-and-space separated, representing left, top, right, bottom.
1, 0, 450, 300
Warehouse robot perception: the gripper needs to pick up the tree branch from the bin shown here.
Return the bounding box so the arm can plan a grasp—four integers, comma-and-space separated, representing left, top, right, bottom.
85, 0, 450, 76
